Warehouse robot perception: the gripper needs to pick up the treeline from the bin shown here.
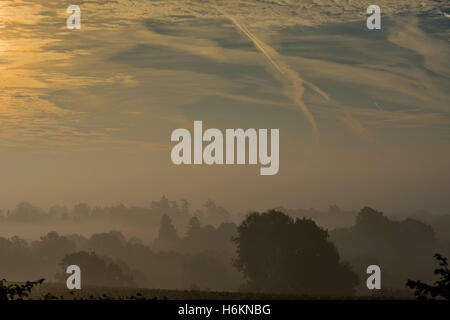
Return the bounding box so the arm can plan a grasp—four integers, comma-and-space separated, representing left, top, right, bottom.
1, 203, 449, 296
0, 197, 238, 242
0, 198, 358, 229
0, 197, 362, 243
331, 207, 448, 295
0, 216, 241, 291
0, 197, 232, 224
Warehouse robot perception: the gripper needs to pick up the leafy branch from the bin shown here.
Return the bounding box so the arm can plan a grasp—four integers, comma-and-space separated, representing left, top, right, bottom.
0, 278, 45, 300
406, 254, 450, 300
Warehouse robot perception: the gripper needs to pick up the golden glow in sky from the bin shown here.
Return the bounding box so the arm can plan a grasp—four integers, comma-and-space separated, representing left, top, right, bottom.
0, 0, 448, 214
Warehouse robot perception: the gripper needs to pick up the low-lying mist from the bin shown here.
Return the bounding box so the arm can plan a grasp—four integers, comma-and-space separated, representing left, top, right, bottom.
1, 196, 449, 297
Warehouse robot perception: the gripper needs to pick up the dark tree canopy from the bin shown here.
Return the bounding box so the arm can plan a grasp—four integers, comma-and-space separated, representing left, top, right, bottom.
186, 216, 201, 239
152, 214, 181, 251
331, 206, 439, 291
233, 210, 358, 296
159, 214, 180, 243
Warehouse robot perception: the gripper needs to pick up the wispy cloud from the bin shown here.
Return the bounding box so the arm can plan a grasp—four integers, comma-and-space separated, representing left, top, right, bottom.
388, 16, 450, 79
217, 7, 324, 143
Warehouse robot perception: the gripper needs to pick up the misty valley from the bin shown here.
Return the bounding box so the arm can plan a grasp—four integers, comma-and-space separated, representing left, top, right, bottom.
0, 0, 449, 309
1, 196, 449, 299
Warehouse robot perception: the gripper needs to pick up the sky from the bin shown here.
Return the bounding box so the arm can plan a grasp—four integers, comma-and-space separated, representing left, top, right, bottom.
0, 0, 449, 214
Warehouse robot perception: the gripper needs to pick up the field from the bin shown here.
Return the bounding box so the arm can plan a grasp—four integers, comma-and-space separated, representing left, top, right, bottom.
26, 282, 377, 300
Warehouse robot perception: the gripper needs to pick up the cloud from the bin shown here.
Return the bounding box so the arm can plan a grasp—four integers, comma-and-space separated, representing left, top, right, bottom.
388, 16, 450, 79
0, 0, 447, 149
217, 8, 326, 143
104, 0, 442, 28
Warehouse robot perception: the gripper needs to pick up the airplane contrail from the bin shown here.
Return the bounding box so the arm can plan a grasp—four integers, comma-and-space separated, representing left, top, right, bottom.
217, 6, 322, 143
226, 14, 285, 76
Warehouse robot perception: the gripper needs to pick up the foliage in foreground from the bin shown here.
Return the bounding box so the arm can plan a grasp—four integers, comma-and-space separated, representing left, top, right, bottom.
0, 278, 45, 300
406, 254, 450, 300
0, 278, 155, 300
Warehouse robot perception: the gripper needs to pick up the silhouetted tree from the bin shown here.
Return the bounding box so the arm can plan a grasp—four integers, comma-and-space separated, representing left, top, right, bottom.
186, 217, 201, 239
151, 195, 171, 214
0, 236, 34, 280
234, 210, 358, 296
49, 205, 69, 220
406, 254, 450, 300
153, 214, 180, 251
71, 203, 91, 219
10, 202, 45, 222
159, 214, 180, 242
331, 206, 439, 291
202, 200, 230, 225
32, 232, 76, 261
109, 230, 127, 245
180, 200, 189, 216
83, 232, 125, 257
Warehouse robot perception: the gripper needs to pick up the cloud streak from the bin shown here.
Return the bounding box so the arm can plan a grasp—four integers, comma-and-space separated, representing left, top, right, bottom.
217, 7, 324, 143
